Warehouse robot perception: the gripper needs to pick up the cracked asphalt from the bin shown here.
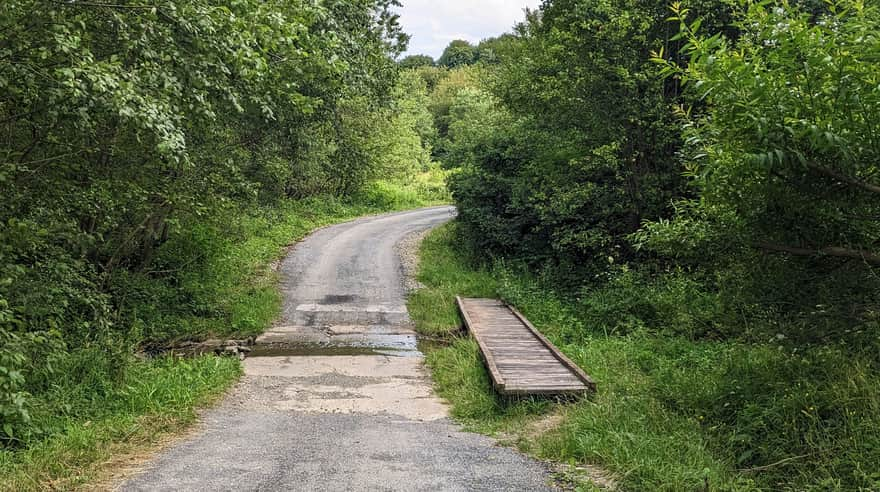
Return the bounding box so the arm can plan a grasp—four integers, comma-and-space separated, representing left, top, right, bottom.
121, 206, 556, 491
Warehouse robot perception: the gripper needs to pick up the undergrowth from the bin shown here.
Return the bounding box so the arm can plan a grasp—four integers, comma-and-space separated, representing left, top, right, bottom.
410, 222, 880, 491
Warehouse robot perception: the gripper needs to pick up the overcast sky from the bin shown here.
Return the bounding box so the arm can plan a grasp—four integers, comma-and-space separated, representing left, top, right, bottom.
394, 0, 541, 59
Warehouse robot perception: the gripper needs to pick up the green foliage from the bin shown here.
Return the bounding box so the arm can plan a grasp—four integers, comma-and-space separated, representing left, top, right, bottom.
374, 70, 437, 177
0, 355, 240, 490
0, 181, 447, 482
636, 0, 880, 338
117, 184, 448, 345
476, 34, 525, 64
447, 0, 691, 282
411, 65, 449, 92
437, 40, 478, 68
0, 305, 40, 442
0, 0, 446, 461
425, 65, 487, 150
398, 54, 435, 68
440, 0, 878, 338
657, 0, 880, 257
354, 170, 451, 210
425, 2, 879, 487
408, 223, 500, 336
411, 223, 880, 491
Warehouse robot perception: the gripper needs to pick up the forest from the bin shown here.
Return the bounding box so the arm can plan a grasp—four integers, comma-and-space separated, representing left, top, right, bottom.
2, 0, 879, 490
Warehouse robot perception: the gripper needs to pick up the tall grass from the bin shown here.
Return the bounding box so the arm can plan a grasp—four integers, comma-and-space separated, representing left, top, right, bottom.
0, 356, 240, 490
410, 222, 880, 491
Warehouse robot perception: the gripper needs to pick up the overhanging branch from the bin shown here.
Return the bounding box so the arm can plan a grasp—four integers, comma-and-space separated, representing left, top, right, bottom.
754, 241, 880, 265
805, 162, 880, 195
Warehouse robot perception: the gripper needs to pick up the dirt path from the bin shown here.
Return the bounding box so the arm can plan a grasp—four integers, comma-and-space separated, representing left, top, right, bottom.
121, 206, 555, 491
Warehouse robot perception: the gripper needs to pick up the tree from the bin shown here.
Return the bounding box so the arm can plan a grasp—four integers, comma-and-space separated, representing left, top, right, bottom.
448, 0, 689, 280
426, 65, 485, 149
399, 54, 435, 68
438, 40, 477, 67
0, 0, 408, 445
658, 1, 880, 265
476, 34, 523, 64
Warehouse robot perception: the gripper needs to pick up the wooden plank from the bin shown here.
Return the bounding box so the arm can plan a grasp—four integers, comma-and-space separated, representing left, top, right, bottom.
496, 360, 561, 365
502, 386, 589, 396
501, 369, 576, 374
456, 296, 505, 390
501, 369, 579, 375
457, 297, 596, 396
507, 304, 597, 392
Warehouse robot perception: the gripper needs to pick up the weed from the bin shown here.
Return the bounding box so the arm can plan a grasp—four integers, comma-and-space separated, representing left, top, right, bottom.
0, 356, 240, 491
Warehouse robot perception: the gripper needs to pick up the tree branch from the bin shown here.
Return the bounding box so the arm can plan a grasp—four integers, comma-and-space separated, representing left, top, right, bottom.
52, 1, 157, 9
805, 162, 880, 195
754, 241, 880, 265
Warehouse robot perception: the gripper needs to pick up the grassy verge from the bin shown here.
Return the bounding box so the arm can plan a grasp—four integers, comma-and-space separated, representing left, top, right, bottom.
409, 223, 880, 491
0, 356, 240, 490
1, 174, 449, 491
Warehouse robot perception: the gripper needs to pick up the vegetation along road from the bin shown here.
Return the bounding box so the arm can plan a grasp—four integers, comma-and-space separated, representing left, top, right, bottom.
122, 207, 556, 491
3, 0, 878, 490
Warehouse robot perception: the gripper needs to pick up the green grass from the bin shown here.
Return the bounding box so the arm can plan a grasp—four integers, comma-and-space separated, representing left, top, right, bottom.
409, 223, 880, 491
1, 176, 450, 491
0, 356, 240, 491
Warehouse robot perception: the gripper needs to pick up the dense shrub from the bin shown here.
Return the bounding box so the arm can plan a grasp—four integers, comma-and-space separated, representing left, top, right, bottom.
444, 0, 878, 339
448, 0, 696, 283
640, 0, 880, 339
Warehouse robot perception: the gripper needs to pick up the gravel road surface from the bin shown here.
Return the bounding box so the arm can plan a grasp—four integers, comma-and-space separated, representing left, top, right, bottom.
121, 206, 555, 491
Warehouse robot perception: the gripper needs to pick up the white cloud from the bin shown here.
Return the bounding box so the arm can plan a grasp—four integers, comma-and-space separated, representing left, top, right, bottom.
395, 0, 540, 59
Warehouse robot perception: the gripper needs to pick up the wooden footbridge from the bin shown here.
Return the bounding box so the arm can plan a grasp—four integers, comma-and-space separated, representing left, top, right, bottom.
457, 297, 596, 396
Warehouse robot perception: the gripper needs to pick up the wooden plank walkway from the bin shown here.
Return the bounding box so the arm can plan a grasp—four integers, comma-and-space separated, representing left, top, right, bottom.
456, 297, 596, 396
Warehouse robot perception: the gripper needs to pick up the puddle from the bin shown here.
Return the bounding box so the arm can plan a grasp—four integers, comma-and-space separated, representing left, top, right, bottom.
254, 327, 423, 356
142, 333, 448, 360
248, 345, 422, 357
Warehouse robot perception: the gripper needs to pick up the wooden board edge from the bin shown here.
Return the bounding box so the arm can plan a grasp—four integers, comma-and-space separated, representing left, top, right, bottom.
506, 304, 597, 392
499, 386, 590, 396
456, 296, 506, 389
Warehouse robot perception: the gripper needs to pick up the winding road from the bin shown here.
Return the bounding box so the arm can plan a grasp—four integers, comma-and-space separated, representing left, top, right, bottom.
122, 206, 554, 491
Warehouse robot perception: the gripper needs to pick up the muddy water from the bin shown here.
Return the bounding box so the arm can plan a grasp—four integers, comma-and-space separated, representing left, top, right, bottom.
248, 345, 421, 358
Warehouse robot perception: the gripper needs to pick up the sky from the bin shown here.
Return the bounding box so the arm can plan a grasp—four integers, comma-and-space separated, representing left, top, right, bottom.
394, 0, 541, 59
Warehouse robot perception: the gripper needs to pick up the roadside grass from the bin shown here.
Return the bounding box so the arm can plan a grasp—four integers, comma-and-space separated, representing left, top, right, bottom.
1, 175, 449, 491
409, 222, 880, 491
0, 356, 240, 490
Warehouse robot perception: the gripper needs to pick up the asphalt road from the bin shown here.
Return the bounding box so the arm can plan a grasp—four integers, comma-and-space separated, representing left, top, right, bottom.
121, 206, 555, 492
